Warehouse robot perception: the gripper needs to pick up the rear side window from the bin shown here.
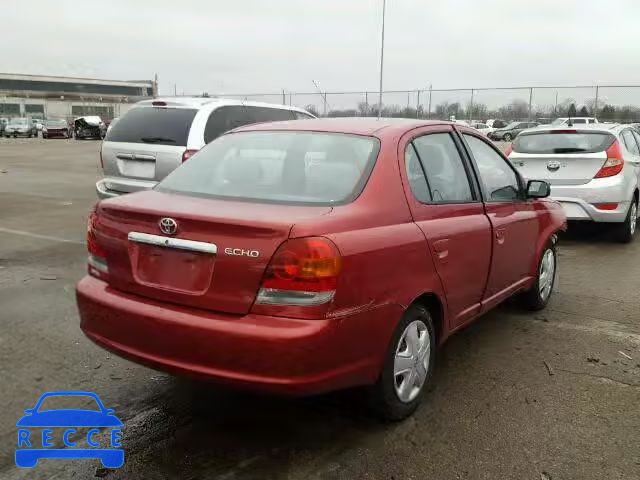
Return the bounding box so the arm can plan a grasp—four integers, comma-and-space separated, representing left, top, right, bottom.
158, 132, 380, 206
294, 111, 314, 119
513, 131, 615, 154
204, 106, 295, 143
105, 107, 197, 146
621, 130, 640, 155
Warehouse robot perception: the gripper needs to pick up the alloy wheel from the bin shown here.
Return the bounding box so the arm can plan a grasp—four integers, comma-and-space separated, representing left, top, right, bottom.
630, 201, 637, 237
538, 248, 556, 301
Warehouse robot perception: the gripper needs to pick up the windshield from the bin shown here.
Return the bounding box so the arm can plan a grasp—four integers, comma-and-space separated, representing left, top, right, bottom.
513, 131, 615, 154
106, 107, 197, 146
37, 395, 101, 412
45, 120, 67, 127
9, 118, 28, 125
504, 122, 520, 129
157, 131, 380, 205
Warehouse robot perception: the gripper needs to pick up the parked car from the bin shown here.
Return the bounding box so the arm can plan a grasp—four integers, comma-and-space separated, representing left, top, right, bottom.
32, 118, 44, 132
488, 121, 539, 142
508, 124, 639, 242
469, 122, 493, 136
551, 117, 598, 126
4, 117, 37, 138
77, 118, 565, 420
485, 119, 509, 129
95, 97, 315, 199
42, 119, 73, 139
0, 118, 7, 136
74, 116, 107, 140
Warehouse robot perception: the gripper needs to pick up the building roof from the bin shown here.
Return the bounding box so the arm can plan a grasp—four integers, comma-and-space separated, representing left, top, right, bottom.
0, 72, 153, 87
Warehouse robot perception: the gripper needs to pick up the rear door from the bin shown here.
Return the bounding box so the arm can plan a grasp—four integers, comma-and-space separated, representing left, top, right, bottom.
622, 129, 640, 188
102, 106, 198, 192
509, 130, 615, 185
399, 126, 492, 328
461, 131, 540, 307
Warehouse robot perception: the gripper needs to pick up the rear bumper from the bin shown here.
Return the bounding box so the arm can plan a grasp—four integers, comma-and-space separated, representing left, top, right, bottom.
76, 276, 397, 395
550, 176, 633, 222
96, 177, 157, 200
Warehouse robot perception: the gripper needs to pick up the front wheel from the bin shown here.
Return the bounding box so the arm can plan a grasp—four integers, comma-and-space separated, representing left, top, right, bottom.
369, 304, 436, 421
518, 242, 557, 311
503, 133, 513, 142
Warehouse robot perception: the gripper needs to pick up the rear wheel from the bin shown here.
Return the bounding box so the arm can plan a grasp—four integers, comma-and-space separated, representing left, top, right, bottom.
369, 304, 436, 421
518, 242, 556, 310
612, 198, 638, 243
503, 133, 513, 142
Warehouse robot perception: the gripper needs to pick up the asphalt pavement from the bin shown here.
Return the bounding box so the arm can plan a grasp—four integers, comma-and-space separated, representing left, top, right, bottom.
0, 139, 639, 480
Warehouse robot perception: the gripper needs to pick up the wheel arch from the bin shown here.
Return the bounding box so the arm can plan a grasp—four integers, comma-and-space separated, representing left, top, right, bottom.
408, 291, 446, 345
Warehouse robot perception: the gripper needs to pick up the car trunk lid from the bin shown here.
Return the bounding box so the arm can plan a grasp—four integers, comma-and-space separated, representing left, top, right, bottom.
95, 191, 332, 314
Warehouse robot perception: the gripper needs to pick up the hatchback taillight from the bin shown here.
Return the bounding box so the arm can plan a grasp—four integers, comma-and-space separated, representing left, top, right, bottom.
594, 140, 624, 178
87, 208, 108, 277
182, 149, 199, 162
253, 237, 341, 311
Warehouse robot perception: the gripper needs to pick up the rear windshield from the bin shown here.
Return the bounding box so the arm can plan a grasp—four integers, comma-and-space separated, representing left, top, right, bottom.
10, 118, 28, 125
513, 131, 615, 154
157, 131, 380, 205
105, 107, 197, 146
45, 120, 67, 127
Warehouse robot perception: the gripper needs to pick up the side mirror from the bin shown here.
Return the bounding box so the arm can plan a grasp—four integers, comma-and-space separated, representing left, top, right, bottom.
526, 180, 550, 198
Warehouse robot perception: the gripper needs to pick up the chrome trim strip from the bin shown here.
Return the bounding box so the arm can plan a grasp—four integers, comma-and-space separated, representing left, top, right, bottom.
128, 232, 217, 255
132, 154, 156, 162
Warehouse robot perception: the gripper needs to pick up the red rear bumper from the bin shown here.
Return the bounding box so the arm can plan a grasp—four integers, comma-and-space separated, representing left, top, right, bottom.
76, 276, 400, 395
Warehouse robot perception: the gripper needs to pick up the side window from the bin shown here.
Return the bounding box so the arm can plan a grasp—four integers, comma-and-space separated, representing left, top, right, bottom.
246, 107, 295, 123
572, 119, 586, 124
411, 133, 473, 203
621, 130, 640, 155
631, 130, 640, 154
464, 134, 521, 202
294, 111, 314, 120
204, 106, 248, 143
404, 143, 432, 203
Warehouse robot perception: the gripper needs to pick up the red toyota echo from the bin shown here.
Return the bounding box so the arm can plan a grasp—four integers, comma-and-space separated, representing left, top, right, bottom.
76, 118, 566, 420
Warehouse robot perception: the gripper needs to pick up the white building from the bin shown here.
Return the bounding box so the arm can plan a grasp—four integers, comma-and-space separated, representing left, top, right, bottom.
0, 73, 156, 121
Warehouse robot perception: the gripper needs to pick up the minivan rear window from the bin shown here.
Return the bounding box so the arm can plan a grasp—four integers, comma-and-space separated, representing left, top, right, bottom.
513, 131, 615, 154
157, 131, 380, 205
105, 107, 197, 146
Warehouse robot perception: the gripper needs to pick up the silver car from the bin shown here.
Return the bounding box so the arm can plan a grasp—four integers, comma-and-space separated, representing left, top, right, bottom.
4, 117, 37, 138
509, 124, 640, 242
96, 97, 314, 199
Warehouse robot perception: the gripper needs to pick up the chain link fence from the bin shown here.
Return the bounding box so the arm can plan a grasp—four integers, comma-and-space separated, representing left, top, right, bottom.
203, 85, 640, 123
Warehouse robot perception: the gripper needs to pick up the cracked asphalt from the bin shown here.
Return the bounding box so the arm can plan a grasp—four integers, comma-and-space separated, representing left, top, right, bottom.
1, 139, 639, 480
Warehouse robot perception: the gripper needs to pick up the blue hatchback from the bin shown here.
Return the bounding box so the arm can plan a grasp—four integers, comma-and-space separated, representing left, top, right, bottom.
16, 391, 123, 468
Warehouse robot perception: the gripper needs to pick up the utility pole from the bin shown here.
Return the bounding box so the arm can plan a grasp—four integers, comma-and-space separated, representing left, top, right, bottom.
594, 85, 599, 117
554, 91, 558, 117
428, 84, 432, 119
416, 90, 421, 119
174, 84, 177, 96
377, 0, 386, 119
528, 87, 533, 121
469, 89, 474, 121
312, 80, 328, 116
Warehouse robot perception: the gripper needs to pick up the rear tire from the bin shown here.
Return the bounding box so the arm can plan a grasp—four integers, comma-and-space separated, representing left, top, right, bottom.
368, 304, 436, 421
612, 198, 638, 244
503, 133, 513, 142
518, 241, 557, 311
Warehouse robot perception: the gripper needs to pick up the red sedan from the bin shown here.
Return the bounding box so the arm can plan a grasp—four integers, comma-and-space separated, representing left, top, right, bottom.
76, 119, 566, 420
42, 119, 72, 139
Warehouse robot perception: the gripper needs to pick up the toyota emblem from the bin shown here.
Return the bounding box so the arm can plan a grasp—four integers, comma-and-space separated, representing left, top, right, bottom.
158, 218, 178, 235
546, 160, 561, 172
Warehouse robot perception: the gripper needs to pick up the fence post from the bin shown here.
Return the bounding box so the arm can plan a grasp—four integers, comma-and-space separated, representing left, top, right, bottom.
528, 87, 533, 121
469, 88, 474, 120
282, 89, 286, 105
594, 85, 599, 117
428, 85, 432, 119
323, 93, 327, 117
416, 90, 421, 118
365, 91, 369, 116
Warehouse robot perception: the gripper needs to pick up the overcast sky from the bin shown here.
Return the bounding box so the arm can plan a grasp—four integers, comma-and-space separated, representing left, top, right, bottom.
5, 0, 640, 105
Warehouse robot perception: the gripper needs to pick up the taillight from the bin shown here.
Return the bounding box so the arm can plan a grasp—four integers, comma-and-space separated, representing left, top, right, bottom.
152, 101, 167, 107
182, 149, 199, 162
254, 237, 341, 309
594, 203, 619, 211
594, 140, 624, 178
87, 207, 108, 277
504, 144, 513, 156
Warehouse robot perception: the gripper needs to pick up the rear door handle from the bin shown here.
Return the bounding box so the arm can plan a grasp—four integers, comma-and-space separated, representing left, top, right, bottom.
433, 239, 449, 262
495, 228, 506, 245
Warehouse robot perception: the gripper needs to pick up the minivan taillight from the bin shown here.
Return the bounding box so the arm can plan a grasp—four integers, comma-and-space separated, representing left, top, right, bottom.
594, 140, 624, 178
182, 149, 199, 162
254, 237, 341, 309
87, 208, 108, 277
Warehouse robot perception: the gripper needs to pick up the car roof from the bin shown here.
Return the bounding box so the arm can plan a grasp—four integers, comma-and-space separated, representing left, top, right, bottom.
231, 117, 452, 136
521, 124, 619, 135
134, 96, 311, 115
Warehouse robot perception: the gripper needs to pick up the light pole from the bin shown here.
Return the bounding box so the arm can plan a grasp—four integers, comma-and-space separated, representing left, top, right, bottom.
377, 0, 386, 120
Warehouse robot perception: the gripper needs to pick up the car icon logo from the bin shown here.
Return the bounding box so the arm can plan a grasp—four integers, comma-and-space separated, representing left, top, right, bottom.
159, 217, 178, 235
546, 160, 561, 172
15, 391, 124, 469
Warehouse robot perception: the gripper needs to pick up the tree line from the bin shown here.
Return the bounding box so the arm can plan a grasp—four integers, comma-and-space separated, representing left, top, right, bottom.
304, 99, 640, 123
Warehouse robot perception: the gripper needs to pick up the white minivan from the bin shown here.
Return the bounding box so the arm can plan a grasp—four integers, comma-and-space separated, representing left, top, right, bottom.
96, 97, 315, 199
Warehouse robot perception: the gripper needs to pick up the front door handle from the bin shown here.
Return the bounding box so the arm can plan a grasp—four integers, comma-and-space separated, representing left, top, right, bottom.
433, 239, 449, 262
495, 228, 506, 245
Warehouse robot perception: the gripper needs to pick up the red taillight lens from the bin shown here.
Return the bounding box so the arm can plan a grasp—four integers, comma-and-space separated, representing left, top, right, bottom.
594, 140, 624, 178
182, 149, 199, 162
504, 144, 513, 156
594, 203, 619, 211
152, 101, 167, 107
255, 237, 341, 307
87, 208, 108, 276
